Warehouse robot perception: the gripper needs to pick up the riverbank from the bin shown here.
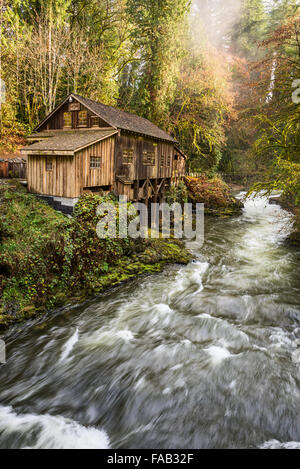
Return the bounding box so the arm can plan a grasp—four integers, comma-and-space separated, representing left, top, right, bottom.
1, 192, 299, 449
185, 176, 244, 217
0, 182, 191, 329
267, 191, 300, 247
0, 175, 246, 329
281, 197, 300, 247
288, 217, 300, 246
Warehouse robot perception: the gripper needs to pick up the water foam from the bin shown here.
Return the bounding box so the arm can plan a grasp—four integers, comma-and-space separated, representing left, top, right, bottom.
259, 439, 300, 449
0, 406, 110, 449
60, 327, 79, 362
84, 328, 135, 349
167, 262, 210, 309
204, 346, 231, 365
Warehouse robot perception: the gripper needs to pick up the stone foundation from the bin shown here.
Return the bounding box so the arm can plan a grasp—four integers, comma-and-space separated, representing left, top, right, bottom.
36, 195, 78, 215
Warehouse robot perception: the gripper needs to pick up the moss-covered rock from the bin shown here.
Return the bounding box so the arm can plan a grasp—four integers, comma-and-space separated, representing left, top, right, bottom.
0, 184, 191, 329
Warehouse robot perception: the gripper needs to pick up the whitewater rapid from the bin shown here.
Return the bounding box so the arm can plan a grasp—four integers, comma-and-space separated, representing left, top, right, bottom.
0, 193, 300, 449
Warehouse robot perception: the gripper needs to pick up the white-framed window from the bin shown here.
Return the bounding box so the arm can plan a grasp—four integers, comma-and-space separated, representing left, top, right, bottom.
90, 156, 102, 169
122, 149, 134, 165
46, 159, 53, 171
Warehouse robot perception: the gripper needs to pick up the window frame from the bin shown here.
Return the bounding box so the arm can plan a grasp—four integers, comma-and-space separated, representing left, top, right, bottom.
46, 159, 53, 171
143, 151, 156, 166
90, 116, 99, 127
78, 110, 88, 127
122, 148, 134, 165
90, 156, 103, 169
63, 111, 72, 128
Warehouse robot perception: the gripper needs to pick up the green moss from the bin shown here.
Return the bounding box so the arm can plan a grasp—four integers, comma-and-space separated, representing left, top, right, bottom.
0, 184, 191, 328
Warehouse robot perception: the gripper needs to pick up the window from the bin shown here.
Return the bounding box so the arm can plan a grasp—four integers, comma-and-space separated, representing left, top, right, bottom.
63, 112, 72, 128
90, 156, 102, 169
143, 151, 155, 166
167, 155, 172, 167
78, 110, 88, 127
160, 155, 165, 167
90, 116, 99, 127
122, 149, 134, 165
46, 159, 53, 171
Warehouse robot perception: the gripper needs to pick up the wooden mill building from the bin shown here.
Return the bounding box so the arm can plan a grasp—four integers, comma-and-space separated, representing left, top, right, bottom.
21, 94, 186, 210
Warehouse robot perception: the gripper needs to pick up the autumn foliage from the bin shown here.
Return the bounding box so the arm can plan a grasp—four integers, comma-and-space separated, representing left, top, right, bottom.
185, 176, 242, 212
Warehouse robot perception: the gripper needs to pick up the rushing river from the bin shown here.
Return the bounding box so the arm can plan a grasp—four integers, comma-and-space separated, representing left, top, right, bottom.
0, 194, 300, 449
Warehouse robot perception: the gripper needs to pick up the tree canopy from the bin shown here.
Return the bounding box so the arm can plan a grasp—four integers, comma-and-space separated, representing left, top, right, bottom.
0, 0, 299, 190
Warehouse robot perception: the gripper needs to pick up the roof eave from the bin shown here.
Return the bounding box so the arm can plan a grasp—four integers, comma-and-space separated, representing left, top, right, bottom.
73, 94, 117, 130
175, 146, 187, 159
21, 149, 75, 156
74, 130, 118, 153
34, 94, 73, 132
21, 129, 118, 155
118, 128, 177, 144
34, 93, 118, 132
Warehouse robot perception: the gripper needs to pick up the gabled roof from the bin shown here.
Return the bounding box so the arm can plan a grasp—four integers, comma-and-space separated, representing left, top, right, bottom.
21, 129, 118, 155
35, 93, 177, 143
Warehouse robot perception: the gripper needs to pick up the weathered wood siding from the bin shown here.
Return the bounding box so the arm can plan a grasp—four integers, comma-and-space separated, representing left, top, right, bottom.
115, 133, 175, 182
28, 114, 185, 200
116, 181, 134, 200
28, 136, 115, 198
75, 136, 115, 193
28, 155, 76, 198
173, 154, 186, 179
39, 102, 111, 131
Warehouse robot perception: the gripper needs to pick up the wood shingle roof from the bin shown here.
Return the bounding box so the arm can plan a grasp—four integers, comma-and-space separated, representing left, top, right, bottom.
72, 94, 176, 143
34, 94, 177, 143
21, 129, 118, 155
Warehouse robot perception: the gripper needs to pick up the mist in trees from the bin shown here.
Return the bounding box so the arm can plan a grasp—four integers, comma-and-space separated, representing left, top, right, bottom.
0, 0, 299, 183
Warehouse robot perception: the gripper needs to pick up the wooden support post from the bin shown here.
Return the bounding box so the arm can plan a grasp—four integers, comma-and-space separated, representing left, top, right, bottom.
145, 179, 149, 208
134, 179, 139, 201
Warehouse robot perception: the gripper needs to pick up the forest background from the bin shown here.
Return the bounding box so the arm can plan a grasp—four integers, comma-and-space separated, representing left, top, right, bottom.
0, 0, 299, 198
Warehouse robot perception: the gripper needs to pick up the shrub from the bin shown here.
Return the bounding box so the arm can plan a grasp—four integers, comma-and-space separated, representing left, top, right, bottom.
185, 175, 232, 208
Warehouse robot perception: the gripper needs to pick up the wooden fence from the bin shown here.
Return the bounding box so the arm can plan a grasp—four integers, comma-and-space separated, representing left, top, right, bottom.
186, 172, 203, 178
0, 159, 27, 179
